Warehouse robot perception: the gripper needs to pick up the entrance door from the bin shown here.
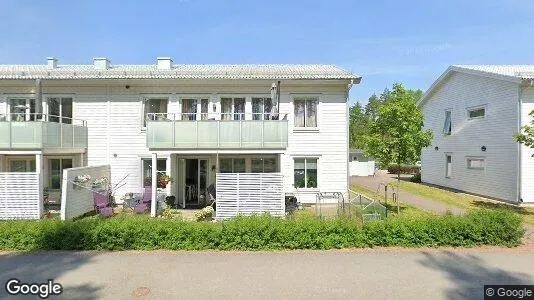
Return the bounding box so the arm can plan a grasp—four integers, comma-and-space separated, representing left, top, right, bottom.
49, 158, 73, 190
183, 159, 208, 208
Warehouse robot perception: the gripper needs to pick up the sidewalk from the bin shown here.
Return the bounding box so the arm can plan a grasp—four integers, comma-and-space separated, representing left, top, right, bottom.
350, 171, 466, 215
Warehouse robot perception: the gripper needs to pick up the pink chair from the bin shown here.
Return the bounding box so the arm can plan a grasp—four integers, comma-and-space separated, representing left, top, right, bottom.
93, 190, 113, 217
134, 186, 152, 213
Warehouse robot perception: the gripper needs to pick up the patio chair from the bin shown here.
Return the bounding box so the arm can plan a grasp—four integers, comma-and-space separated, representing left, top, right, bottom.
207, 184, 216, 210
134, 186, 152, 213
93, 190, 113, 217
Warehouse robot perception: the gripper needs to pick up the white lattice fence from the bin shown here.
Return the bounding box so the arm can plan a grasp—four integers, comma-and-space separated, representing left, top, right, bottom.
0, 173, 40, 220
215, 173, 284, 220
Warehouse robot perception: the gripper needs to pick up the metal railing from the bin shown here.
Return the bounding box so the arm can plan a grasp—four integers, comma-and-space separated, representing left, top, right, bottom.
146, 112, 285, 122
0, 113, 87, 126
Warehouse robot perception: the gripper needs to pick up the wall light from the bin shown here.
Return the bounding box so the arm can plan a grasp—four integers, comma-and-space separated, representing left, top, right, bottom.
481, 146, 486, 152
434, 146, 439, 151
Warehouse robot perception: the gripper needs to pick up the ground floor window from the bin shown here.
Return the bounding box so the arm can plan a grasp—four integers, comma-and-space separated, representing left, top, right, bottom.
445, 154, 452, 178
142, 158, 167, 186
49, 158, 73, 190
8, 159, 36, 172
219, 158, 246, 173
294, 158, 318, 188
467, 157, 485, 170
251, 157, 277, 173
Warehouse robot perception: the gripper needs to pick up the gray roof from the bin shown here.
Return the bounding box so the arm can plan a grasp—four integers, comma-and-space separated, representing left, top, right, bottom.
0, 64, 361, 81
453, 65, 534, 79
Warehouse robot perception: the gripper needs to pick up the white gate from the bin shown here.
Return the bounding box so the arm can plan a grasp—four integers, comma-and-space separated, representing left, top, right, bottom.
215, 173, 284, 220
0, 173, 40, 219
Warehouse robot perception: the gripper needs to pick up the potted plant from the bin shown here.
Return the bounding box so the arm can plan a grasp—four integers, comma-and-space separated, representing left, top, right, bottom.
157, 174, 172, 188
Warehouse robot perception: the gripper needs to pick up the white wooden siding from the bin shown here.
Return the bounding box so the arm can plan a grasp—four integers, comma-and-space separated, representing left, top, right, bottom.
421, 72, 519, 202
60, 165, 111, 220
215, 173, 284, 220
0, 172, 40, 219
520, 88, 534, 203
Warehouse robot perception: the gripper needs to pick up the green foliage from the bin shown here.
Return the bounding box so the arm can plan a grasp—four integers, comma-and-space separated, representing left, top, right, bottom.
515, 110, 534, 156
387, 164, 421, 174
0, 210, 523, 251
410, 172, 422, 183
194, 206, 215, 221
349, 102, 369, 149
362, 83, 432, 167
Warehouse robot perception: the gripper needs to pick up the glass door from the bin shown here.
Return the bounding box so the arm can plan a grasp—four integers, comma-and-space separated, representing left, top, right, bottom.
9, 99, 36, 121
50, 158, 73, 190
199, 160, 208, 202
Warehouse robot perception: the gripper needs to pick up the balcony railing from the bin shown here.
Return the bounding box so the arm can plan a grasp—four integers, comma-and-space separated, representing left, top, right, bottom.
146, 113, 288, 149
0, 113, 88, 150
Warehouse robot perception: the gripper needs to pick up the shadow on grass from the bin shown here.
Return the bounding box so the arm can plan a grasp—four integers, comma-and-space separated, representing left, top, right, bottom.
419, 251, 532, 299
0, 252, 101, 299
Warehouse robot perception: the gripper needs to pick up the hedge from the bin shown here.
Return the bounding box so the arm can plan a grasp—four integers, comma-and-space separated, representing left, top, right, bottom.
388, 164, 421, 174
0, 210, 523, 251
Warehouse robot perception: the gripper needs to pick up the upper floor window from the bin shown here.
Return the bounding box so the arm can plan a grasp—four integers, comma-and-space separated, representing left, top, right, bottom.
443, 110, 452, 135
9, 98, 36, 121
181, 98, 209, 120
48, 97, 73, 124
252, 97, 273, 120
143, 98, 168, 127
467, 157, 485, 170
221, 97, 245, 120
468, 106, 485, 119
294, 97, 317, 128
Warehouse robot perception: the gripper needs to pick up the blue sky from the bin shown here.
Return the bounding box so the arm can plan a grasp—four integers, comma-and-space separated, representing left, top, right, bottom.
1, 0, 534, 104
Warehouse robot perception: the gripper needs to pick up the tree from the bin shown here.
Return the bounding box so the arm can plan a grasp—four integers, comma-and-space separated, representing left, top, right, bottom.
515, 110, 534, 156
362, 83, 433, 182
349, 102, 368, 149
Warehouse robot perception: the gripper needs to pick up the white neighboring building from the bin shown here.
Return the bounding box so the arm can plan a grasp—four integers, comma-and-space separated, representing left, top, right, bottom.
0, 57, 361, 218
349, 149, 375, 176
417, 65, 534, 204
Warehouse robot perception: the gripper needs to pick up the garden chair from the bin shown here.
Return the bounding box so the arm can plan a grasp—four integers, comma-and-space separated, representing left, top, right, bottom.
134, 186, 152, 213
207, 184, 216, 210
93, 190, 113, 217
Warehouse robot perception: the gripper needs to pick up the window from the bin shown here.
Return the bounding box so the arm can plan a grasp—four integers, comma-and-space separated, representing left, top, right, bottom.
251, 157, 277, 173
9, 99, 36, 121
221, 97, 245, 120
219, 158, 246, 173
468, 106, 485, 119
182, 99, 197, 120
8, 159, 36, 172
49, 158, 73, 190
252, 97, 273, 120
443, 110, 452, 135
142, 158, 167, 187
445, 154, 452, 178
467, 157, 485, 170
48, 97, 73, 124
294, 158, 318, 188
143, 98, 168, 127
294, 97, 318, 127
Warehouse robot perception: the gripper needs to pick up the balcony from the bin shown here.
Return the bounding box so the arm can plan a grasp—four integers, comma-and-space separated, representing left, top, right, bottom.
146, 113, 288, 149
0, 114, 88, 150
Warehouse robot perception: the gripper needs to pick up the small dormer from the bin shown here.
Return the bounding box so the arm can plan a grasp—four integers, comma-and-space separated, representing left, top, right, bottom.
46, 57, 58, 69
157, 57, 173, 70
94, 57, 110, 70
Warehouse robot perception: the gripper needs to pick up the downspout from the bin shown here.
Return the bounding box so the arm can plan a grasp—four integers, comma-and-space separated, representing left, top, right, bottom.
346, 79, 354, 194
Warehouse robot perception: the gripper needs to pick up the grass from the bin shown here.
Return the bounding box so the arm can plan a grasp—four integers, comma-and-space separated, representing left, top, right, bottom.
350, 184, 432, 219
389, 179, 534, 224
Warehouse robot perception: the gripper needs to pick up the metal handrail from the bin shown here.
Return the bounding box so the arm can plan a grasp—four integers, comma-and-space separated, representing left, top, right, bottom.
146, 112, 285, 121
0, 113, 87, 126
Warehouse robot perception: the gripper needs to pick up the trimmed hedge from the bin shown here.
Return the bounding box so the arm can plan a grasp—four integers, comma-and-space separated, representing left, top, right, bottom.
388, 164, 421, 174
410, 172, 422, 183
0, 210, 523, 251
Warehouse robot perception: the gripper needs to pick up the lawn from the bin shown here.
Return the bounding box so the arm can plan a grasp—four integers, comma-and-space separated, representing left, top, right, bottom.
350, 184, 432, 219
395, 180, 534, 224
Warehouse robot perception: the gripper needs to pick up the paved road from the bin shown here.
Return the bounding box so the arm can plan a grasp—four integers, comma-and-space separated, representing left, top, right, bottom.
351, 172, 466, 215
1, 249, 533, 299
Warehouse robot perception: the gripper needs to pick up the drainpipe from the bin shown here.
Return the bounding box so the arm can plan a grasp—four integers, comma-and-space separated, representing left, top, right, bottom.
35, 79, 43, 118
346, 79, 354, 194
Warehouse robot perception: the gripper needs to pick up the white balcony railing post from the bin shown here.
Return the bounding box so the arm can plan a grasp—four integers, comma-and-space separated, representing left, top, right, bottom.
261, 120, 264, 148
239, 120, 242, 148
217, 121, 220, 148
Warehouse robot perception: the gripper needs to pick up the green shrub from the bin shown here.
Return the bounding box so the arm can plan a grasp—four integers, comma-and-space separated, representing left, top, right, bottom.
0, 210, 523, 251
410, 172, 422, 182
388, 164, 421, 174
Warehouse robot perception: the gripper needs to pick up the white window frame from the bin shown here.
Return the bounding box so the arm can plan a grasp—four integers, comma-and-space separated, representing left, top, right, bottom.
445, 153, 452, 178
7, 97, 36, 121
220, 97, 246, 121
293, 96, 319, 131
467, 105, 486, 120
48, 157, 74, 190
218, 157, 246, 173
141, 96, 169, 129
251, 97, 274, 121
46, 96, 74, 124
443, 109, 452, 135
293, 157, 319, 189
6, 156, 36, 172
250, 156, 278, 173
466, 156, 485, 170
141, 158, 167, 187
